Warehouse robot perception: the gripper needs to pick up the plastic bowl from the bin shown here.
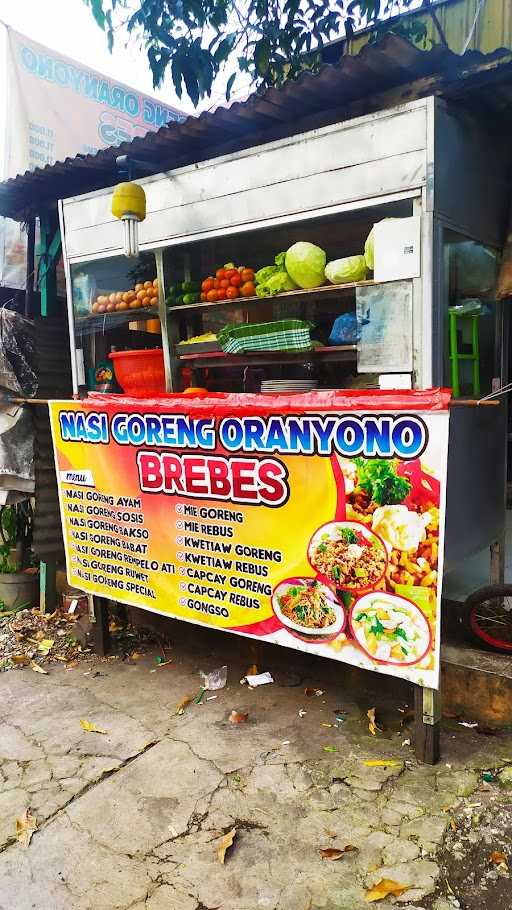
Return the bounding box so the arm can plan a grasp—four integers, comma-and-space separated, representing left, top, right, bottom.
109, 348, 166, 394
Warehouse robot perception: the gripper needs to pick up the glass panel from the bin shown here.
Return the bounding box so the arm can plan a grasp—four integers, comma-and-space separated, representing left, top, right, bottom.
442, 233, 500, 398
71, 252, 159, 322
70, 252, 162, 392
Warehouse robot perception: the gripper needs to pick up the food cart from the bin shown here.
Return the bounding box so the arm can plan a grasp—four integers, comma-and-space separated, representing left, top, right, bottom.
51, 96, 509, 762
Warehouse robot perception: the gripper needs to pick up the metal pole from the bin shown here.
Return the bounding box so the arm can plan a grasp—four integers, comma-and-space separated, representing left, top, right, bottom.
24, 218, 35, 318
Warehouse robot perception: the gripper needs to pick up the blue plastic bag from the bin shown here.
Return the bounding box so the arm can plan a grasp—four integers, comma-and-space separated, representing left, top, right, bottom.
328, 313, 359, 345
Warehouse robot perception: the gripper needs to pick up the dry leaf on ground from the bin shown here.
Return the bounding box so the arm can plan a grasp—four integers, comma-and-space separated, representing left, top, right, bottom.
320, 845, 358, 860
229, 710, 248, 724
16, 809, 37, 848
365, 879, 408, 902
490, 851, 508, 865
367, 708, 380, 736
176, 694, 194, 715
217, 827, 237, 864
362, 759, 400, 767
11, 654, 30, 666
37, 638, 54, 653
30, 662, 48, 675
305, 687, 324, 697
80, 719, 107, 734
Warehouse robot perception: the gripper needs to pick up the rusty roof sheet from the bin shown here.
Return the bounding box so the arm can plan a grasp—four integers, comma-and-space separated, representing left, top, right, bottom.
1, 33, 511, 220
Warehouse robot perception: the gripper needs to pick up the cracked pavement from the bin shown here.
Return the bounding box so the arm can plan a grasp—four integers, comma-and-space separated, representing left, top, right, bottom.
1, 623, 511, 910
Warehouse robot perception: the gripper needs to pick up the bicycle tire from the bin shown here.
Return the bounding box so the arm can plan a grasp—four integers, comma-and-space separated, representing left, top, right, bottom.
462, 584, 512, 652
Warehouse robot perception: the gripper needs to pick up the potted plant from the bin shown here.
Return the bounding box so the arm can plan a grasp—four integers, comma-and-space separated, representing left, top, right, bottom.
0, 503, 38, 612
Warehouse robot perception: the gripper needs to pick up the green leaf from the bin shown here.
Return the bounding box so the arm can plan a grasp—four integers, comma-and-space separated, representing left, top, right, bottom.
254, 37, 271, 77
86, 0, 106, 30
226, 72, 236, 101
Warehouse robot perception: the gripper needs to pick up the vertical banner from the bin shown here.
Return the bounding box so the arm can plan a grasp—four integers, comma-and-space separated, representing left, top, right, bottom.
0, 25, 185, 289
49, 390, 450, 688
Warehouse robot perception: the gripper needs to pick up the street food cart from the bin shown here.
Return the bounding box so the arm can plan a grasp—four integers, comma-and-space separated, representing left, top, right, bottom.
51, 96, 509, 762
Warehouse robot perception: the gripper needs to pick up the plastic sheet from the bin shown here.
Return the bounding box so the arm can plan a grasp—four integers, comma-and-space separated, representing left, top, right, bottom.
85, 388, 452, 416
0, 311, 36, 499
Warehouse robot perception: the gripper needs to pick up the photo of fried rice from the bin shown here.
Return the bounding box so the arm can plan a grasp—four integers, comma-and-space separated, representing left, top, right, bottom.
308, 522, 387, 591
349, 592, 431, 665
336, 456, 440, 616
272, 577, 345, 638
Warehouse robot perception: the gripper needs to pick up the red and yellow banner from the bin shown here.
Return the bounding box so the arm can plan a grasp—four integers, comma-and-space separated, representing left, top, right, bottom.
49, 390, 450, 688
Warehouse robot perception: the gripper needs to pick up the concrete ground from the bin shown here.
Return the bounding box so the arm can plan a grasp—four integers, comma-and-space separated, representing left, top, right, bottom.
1, 621, 511, 910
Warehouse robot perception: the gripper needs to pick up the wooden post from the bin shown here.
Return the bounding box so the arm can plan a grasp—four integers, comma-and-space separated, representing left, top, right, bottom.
93, 597, 111, 656
414, 685, 441, 764
38, 212, 61, 318
39, 559, 58, 615
25, 218, 36, 318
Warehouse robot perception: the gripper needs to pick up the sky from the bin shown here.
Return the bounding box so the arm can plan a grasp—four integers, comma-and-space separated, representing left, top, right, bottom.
0, 0, 197, 114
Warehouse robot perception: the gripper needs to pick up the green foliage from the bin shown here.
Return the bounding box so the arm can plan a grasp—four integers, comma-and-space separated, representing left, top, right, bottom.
83, 0, 442, 108
354, 458, 411, 506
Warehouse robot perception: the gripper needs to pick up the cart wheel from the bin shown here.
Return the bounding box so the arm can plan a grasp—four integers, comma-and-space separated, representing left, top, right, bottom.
463, 584, 512, 652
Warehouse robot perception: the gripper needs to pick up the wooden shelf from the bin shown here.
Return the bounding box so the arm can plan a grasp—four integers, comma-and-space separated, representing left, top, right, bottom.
76, 307, 159, 334
168, 280, 375, 313
176, 345, 356, 369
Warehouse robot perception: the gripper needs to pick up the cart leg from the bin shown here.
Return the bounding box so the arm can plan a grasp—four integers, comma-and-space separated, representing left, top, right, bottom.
414, 686, 441, 764
93, 597, 111, 657
490, 536, 505, 585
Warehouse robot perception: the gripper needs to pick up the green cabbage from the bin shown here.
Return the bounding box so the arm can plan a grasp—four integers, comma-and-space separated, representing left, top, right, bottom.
365, 219, 399, 271
325, 255, 367, 285
285, 242, 326, 289
255, 265, 278, 286
255, 252, 297, 297
256, 270, 297, 297
364, 228, 375, 271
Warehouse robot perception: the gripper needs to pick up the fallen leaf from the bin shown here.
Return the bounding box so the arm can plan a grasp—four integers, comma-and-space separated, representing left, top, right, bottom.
490, 851, 508, 865
323, 745, 337, 753
362, 760, 400, 768
450, 819, 457, 832
37, 638, 54, 653
80, 719, 107, 734
320, 845, 358, 860
16, 809, 37, 848
129, 651, 143, 660
11, 654, 30, 666
305, 687, 324, 697
176, 694, 194, 715
229, 710, 248, 724
324, 829, 337, 839
217, 827, 237, 864
367, 708, 380, 736
30, 662, 48, 675
365, 879, 409, 902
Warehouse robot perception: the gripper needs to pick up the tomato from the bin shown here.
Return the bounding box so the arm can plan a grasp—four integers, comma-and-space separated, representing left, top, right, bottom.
230, 272, 242, 287
216, 268, 226, 280
200, 293, 207, 302
241, 282, 256, 297
213, 279, 220, 289
219, 278, 230, 289
206, 289, 219, 302
201, 278, 214, 293
224, 268, 237, 281
226, 286, 239, 300
240, 268, 255, 283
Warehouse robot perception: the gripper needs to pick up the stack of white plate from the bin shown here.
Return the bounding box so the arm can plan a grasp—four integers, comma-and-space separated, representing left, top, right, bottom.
260, 379, 318, 393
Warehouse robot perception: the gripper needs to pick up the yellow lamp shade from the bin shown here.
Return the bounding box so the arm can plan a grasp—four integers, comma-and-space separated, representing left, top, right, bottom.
112, 182, 146, 222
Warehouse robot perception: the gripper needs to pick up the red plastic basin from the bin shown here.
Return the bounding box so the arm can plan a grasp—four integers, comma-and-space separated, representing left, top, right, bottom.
109, 348, 166, 395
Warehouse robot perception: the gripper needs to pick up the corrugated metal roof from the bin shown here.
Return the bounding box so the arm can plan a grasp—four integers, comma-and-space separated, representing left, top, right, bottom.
1, 33, 512, 221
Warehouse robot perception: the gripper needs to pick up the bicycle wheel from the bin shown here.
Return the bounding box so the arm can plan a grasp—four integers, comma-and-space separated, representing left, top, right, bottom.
463, 584, 512, 652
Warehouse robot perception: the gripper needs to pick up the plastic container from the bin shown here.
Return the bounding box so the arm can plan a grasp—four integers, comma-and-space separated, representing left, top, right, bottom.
109, 348, 166, 394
